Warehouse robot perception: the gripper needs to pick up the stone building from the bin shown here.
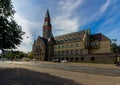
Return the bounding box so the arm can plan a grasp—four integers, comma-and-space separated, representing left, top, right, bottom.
32, 10, 119, 63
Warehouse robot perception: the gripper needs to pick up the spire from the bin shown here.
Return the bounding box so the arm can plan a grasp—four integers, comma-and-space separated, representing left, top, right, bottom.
45, 9, 50, 18
43, 9, 52, 39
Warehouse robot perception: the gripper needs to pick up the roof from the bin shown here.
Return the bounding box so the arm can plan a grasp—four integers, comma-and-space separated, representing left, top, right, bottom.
45, 9, 50, 18
33, 36, 48, 46
38, 36, 48, 45
54, 30, 86, 44
90, 33, 110, 41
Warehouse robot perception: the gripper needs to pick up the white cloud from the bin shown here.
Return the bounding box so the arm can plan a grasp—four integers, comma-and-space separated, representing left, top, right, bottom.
90, 0, 112, 23
58, 0, 83, 17
100, 0, 111, 14
14, 13, 41, 53
52, 0, 83, 36
53, 17, 79, 36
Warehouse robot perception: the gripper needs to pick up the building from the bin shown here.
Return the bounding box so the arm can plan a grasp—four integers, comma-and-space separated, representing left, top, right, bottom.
32, 10, 119, 63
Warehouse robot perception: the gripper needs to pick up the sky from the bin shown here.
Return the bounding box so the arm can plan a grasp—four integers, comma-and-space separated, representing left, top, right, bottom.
11, 0, 120, 53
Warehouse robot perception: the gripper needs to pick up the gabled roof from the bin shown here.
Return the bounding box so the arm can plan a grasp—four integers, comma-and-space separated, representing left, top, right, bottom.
54, 30, 86, 44
38, 36, 48, 45
34, 36, 48, 45
90, 33, 110, 41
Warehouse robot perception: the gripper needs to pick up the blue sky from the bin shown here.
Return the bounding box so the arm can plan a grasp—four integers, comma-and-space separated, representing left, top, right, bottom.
11, 0, 120, 53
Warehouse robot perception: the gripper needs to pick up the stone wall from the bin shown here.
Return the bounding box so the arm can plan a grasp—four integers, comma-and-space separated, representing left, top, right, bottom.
90, 41, 111, 54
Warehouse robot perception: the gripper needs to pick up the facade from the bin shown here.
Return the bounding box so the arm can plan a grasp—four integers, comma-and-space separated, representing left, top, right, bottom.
32, 10, 119, 63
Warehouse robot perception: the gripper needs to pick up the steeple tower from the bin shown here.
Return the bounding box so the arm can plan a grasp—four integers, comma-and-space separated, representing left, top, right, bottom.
43, 9, 52, 39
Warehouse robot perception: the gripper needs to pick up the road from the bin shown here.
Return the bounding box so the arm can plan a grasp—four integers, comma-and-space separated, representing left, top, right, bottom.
2, 61, 120, 77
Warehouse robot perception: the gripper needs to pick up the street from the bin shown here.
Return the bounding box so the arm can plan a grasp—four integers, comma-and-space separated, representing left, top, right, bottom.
2, 61, 120, 77
0, 61, 120, 85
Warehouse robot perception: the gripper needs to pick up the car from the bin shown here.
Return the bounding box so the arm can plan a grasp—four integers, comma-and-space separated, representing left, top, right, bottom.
53, 59, 60, 62
61, 60, 68, 63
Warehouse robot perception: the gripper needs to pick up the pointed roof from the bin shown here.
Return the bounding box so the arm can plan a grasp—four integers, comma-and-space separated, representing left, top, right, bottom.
45, 9, 50, 18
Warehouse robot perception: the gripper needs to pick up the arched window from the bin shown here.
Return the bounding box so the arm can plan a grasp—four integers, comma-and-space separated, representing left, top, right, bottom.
75, 57, 79, 61
81, 57, 84, 61
71, 57, 73, 61
91, 57, 95, 61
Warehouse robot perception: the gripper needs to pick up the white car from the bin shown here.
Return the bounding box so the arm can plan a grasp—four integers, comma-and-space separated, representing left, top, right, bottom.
61, 60, 67, 63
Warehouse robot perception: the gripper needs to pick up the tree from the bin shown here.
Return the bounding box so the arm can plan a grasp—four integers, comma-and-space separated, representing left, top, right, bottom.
111, 43, 118, 53
118, 45, 120, 53
0, 0, 24, 52
28, 52, 33, 59
18, 52, 25, 59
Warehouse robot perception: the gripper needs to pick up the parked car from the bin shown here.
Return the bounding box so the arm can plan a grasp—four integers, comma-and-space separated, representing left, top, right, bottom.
61, 60, 68, 63
53, 59, 60, 62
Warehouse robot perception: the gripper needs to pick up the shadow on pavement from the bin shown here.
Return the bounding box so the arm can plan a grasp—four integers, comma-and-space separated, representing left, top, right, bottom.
0, 68, 82, 85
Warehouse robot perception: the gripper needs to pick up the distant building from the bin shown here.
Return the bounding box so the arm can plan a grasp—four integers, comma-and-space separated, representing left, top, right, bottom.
32, 10, 119, 63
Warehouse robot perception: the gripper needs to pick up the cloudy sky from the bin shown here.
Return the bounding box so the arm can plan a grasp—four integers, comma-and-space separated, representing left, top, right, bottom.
12, 0, 120, 53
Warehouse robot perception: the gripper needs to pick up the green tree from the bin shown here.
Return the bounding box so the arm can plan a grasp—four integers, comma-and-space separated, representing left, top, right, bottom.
18, 52, 25, 59
0, 0, 24, 52
111, 43, 118, 53
28, 52, 33, 59
118, 45, 120, 53
4, 52, 15, 59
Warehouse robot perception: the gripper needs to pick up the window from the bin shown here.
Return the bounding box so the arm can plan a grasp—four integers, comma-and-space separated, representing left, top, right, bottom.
70, 57, 73, 61
62, 45, 65, 48
66, 45, 69, 48
81, 57, 84, 61
58, 51, 60, 55
81, 49, 84, 54
91, 57, 95, 61
62, 57, 64, 60
54, 46, 57, 49
62, 51, 64, 55
54, 52, 56, 56
71, 44, 74, 47
60, 51, 62, 56
66, 50, 68, 55
75, 49, 78, 55
70, 50, 73, 55
75, 57, 79, 61
66, 57, 69, 61
58, 45, 61, 49
75, 43, 80, 47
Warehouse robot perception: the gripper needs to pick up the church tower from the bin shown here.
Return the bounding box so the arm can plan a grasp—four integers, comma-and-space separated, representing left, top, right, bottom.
43, 9, 52, 39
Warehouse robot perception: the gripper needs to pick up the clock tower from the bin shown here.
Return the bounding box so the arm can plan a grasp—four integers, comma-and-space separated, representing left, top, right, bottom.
43, 9, 52, 39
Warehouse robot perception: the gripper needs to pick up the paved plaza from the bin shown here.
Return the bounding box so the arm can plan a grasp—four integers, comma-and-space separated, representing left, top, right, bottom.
0, 61, 120, 85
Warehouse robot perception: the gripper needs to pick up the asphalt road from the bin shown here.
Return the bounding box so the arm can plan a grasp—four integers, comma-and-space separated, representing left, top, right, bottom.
1, 61, 120, 77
